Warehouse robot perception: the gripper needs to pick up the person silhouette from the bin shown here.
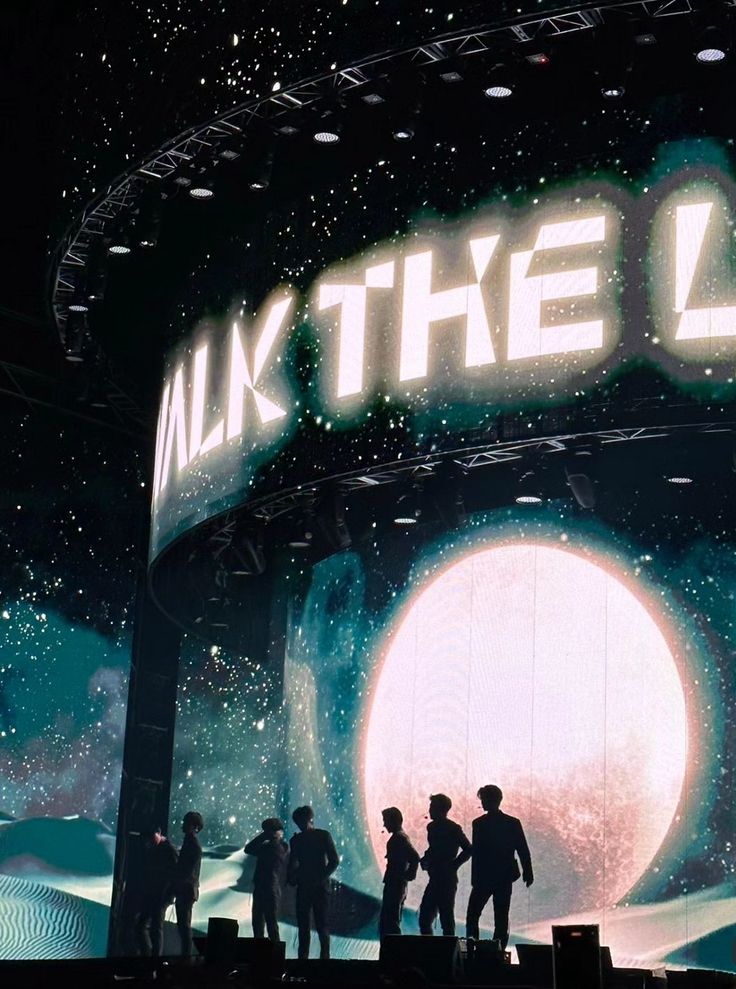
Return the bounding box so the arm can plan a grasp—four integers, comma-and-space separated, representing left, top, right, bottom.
244, 817, 289, 943
379, 807, 420, 937
134, 827, 178, 957
173, 811, 204, 956
287, 805, 339, 960
465, 785, 533, 949
418, 793, 472, 936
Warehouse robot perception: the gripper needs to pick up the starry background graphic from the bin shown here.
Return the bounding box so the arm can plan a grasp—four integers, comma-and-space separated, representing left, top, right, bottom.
150, 116, 736, 558
170, 488, 736, 967
0, 406, 145, 958
5, 0, 736, 966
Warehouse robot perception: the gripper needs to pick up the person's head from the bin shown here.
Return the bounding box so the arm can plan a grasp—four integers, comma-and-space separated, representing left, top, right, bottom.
262, 817, 285, 840
182, 811, 204, 835
381, 807, 403, 833
477, 785, 503, 812
292, 805, 315, 832
141, 827, 163, 849
428, 793, 452, 821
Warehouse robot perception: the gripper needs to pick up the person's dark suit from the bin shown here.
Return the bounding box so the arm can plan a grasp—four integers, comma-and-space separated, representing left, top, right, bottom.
465, 809, 532, 948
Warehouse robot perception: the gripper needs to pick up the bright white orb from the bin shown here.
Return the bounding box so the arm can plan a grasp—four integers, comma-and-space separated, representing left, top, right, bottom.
362, 542, 688, 927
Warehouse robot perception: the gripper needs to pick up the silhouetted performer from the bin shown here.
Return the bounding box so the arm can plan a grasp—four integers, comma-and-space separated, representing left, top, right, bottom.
135, 827, 178, 957
465, 785, 533, 949
244, 817, 289, 943
418, 793, 472, 936
379, 807, 420, 937
288, 805, 339, 960
173, 811, 204, 956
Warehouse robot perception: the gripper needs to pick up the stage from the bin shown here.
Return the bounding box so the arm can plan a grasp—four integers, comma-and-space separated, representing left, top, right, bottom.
2, 952, 734, 989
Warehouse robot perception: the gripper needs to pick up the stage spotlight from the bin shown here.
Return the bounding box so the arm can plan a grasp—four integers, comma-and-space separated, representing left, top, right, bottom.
108, 232, 131, 255
288, 507, 315, 549
69, 279, 89, 313
484, 83, 513, 99
695, 25, 729, 62
565, 465, 596, 509
483, 66, 514, 99
666, 475, 694, 484
247, 147, 274, 191
316, 489, 351, 551
135, 185, 164, 248
394, 484, 423, 525
313, 110, 342, 144
594, 17, 634, 102
189, 181, 214, 199
64, 311, 88, 363
86, 239, 108, 302
431, 460, 468, 528
515, 470, 544, 505
436, 56, 465, 84
392, 126, 414, 142
563, 442, 598, 508
360, 77, 388, 105
229, 528, 266, 576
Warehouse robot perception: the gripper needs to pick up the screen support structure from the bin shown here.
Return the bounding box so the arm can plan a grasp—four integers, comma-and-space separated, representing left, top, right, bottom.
107, 569, 182, 957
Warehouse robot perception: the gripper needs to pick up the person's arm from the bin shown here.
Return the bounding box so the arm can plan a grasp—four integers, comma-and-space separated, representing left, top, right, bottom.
515, 820, 533, 886
323, 831, 339, 879
453, 826, 472, 870
406, 839, 420, 882
287, 836, 299, 886
244, 831, 268, 856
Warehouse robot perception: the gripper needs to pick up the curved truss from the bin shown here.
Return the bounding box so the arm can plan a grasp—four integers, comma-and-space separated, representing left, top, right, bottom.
200, 417, 733, 544
51, 0, 700, 353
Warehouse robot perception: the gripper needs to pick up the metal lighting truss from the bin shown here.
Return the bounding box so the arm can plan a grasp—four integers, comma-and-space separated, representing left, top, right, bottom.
51, 0, 709, 353
196, 419, 733, 554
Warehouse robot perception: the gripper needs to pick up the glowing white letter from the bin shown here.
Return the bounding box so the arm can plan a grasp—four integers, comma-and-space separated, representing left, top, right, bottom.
152, 381, 170, 500
399, 235, 500, 382
226, 295, 294, 441
319, 260, 395, 398
189, 343, 224, 461
507, 215, 606, 361
675, 201, 736, 340
157, 367, 188, 494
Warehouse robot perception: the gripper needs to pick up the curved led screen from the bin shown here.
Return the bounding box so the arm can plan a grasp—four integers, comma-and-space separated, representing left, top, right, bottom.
150, 131, 736, 560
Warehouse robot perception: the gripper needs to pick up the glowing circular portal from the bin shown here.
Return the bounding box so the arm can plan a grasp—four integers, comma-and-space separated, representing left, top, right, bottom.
362, 542, 688, 926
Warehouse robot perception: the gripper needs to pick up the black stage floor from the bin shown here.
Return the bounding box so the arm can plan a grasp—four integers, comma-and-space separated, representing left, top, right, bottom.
0, 956, 734, 989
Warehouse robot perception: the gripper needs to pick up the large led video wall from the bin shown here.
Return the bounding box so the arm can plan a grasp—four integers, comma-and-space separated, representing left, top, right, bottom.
0, 412, 142, 958
163, 91, 736, 971
172, 497, 734, 969
151, 129, 736, 560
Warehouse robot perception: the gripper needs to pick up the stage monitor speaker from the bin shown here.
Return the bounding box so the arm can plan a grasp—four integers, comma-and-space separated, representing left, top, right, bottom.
205, 917, 239, 968
466, 939, 510, 984
552, 924, 602, 989
379, 935, 463, 985
517, 943, 554, 987
235, 937, 286, 978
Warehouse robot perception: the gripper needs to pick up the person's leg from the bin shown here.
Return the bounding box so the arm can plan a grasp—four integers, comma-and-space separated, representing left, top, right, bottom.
379, 881, 406, 937
437, 878, 458, 937
175, 893, 194, 956
264, 888, 281, 943
295, 884, 311, 960
312, 883, 330, 960
491, 883, 513, 950
465, 886, 491, 942
418, 877, 439, 935
135, 909, 152, 956
252, 889, 266, 939
150, 905, 165, 957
